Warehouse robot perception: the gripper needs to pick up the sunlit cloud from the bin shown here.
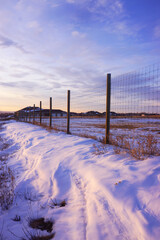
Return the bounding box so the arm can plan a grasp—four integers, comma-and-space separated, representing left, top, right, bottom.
72, 31, 86, 38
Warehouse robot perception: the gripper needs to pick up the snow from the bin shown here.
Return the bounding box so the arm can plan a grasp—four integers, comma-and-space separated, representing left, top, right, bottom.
35, 116, 160, 141
0, 120, 160, 239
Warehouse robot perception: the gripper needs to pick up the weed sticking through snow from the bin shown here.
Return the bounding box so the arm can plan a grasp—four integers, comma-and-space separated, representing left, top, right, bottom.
0, 165, 15, 210
22, 228, 55, 240
12, 215, 21, 221
29, 217, 54, 233
110, 134, 160, 160
23, 189, 43, 202
49, 199, 67, 209
92, 143, 108, 155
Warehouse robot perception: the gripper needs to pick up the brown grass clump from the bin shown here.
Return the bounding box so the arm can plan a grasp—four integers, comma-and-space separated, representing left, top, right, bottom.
144, 134, 159, 155
92, 143, 107, 155
0, 165, 15, 210
49, 199, 67, 208
29, 218, 54, 233
110, 134, 160, 160
78, 133, 97, 141
113, 147, 121, 155
30, 234, 55, 240
12, 215, 21, 222
22, 229, 55, 240
129, 134, 160, 159
111, 124, 137, 130
59, 200, 67, 207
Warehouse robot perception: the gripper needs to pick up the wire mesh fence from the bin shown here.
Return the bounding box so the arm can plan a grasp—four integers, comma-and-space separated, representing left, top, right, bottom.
69, 84, 106, 140
15, 62, 160, 149
110, 63, 160, 144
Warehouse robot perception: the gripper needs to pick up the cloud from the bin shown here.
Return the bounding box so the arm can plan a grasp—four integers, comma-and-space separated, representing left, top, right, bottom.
71, 31, 86, 38
51, 3, 60, 8
154, 25, 160, 39
64, 0, 141, 37
0, 34, 29, 53
0, 80, 39, 90
105, 21, 138, 36
65, 0, 124, 19
66, 0, 75, 3
27, 21, 43, 33
0, 34, 17, 47
88, 0, 124, 17
10, 72, 30, 78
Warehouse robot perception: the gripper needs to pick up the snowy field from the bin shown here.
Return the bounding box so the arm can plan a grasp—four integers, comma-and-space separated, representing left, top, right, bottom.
0, 120, 160, 239
35, 116, 160, 141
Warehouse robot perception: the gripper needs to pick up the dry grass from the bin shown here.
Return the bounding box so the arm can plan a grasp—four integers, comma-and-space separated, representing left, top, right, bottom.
23, 190, 43, 202
0, 165, 15, 210
49, 199, 67, 208
22, 229, 55, 240
91, 123, 138, 130
78, 133, 98, 141
110, 134, 160, 160
29, 218, 54, 233
12, 215, 21, 222
1, 142, 10, 151
92, 143, 108, 155
111, 124, 137, 130
29, 121, 66, 133
20, 217, 56, 240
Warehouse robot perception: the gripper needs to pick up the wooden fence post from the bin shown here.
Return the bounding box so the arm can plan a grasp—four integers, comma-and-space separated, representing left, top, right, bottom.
33, 104, 35, 124
105, 73, 111, 144
40, 101, 42, 125
49, 97, 52, 128
67, 90, 70, 134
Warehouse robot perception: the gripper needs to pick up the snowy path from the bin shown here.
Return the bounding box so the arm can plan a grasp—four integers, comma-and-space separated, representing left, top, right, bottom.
0, 121, 160, 240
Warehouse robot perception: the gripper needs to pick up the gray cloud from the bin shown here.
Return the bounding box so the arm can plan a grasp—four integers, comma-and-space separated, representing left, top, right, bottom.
10, 72, 30, 78
0, 34, 29, 53
0, 80, 46, 90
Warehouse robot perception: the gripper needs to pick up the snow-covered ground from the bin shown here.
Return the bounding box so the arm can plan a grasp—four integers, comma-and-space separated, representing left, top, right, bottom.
26, 116, 160, 141
0, 120, 160, 239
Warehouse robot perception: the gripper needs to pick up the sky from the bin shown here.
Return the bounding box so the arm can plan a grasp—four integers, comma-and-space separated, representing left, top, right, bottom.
0, 0, 160, 112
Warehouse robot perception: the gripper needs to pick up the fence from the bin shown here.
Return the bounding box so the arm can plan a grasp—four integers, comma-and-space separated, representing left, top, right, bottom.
15, 62, 160, 147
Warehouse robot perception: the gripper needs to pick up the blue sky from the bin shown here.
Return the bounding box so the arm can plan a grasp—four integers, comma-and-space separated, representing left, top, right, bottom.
0, 0, 160, 111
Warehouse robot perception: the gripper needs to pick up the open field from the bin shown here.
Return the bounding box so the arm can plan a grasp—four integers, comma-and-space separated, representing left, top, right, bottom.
29, 117, 160, 143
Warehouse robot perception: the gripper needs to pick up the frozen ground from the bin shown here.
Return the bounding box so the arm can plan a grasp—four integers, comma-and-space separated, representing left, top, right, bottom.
0, 120, 160, 239
33, 116, 160, 141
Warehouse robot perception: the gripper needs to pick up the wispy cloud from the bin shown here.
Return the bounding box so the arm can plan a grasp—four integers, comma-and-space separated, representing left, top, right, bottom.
154, 25, 160, 39
9, 72, 30, 78
0, 80, 47, 91
71, 31, 86, 38
27, 21, 43, 33
65, 0, 124, 19
64, 0, 141, 37
0, 34, 29, 53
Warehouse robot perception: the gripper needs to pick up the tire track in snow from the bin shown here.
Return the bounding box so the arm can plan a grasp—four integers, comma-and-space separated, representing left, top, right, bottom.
71, 172, 143, 240
91, 191, 130, 240
71, 173, 87, 240
85, 181, 146, 240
